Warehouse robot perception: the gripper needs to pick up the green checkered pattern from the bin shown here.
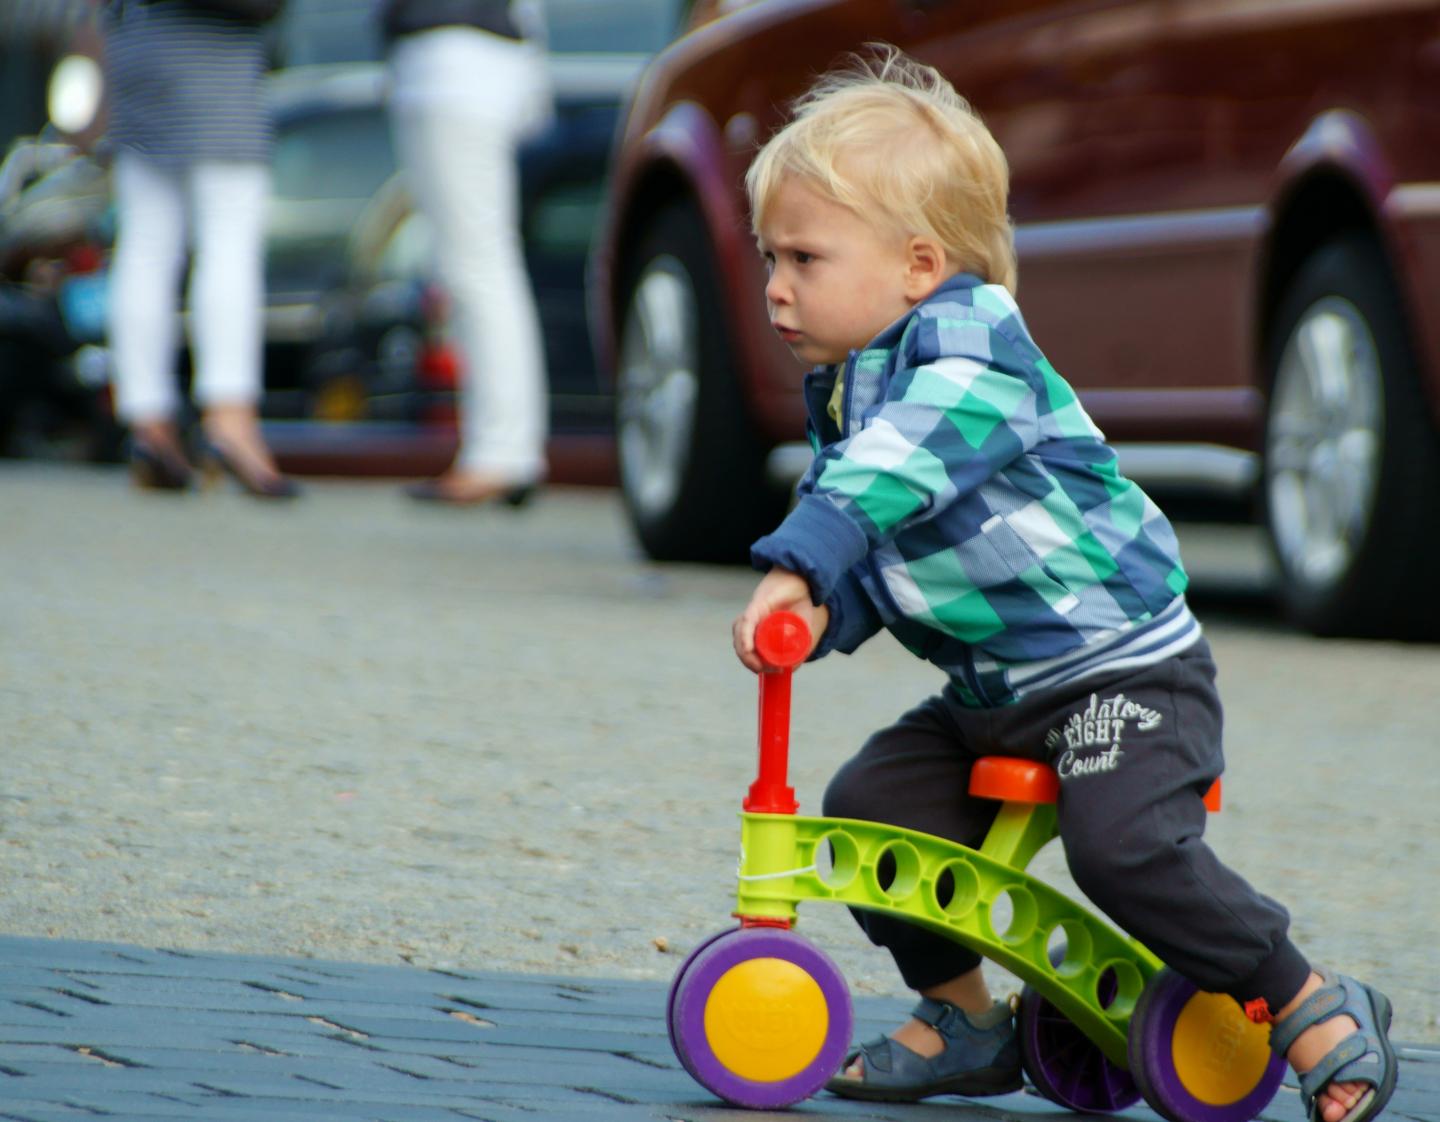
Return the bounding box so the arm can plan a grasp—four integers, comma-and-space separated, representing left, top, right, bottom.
753, 275, 1198, 706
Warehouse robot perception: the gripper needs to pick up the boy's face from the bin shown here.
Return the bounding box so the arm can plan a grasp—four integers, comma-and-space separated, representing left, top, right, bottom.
757, 177, 921, 367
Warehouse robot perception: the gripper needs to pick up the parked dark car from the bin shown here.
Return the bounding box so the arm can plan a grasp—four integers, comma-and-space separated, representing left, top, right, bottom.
591, 0, 1440, 639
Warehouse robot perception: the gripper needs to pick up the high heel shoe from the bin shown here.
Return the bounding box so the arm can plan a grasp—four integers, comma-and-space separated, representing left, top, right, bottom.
128, 438, 193, 491
403, 478, 536, 507
202, 441, 302, 500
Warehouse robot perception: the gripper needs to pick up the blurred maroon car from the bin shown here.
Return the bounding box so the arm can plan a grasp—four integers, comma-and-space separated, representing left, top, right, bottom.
590, 0, 1440, 639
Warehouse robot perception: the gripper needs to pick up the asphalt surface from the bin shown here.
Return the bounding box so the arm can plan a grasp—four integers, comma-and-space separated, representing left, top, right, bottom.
2, 463, 1438, 1120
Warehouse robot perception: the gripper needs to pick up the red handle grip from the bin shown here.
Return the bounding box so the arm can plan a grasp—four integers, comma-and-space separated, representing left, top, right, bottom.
755, 611, 811, 670
745, 612, 812, 814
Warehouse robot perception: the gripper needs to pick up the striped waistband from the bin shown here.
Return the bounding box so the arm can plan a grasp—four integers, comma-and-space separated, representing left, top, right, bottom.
1001, 596, 1202, 703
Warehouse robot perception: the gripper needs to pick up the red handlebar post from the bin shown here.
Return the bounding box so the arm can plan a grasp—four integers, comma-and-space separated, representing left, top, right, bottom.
745, 612, 811, 814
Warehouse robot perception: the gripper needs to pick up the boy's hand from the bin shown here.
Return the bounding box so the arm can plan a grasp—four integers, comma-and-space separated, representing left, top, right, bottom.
733, 567, 829, 673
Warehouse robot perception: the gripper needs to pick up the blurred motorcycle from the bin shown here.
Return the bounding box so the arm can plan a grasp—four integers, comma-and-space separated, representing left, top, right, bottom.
0, 50, 121, 461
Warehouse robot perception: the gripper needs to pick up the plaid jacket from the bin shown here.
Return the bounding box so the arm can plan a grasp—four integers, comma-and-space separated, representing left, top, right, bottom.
751, 274, 1200, 707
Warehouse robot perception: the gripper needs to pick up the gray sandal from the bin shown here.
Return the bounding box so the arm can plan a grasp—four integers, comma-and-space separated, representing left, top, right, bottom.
825, 996, 1022, 1103
1268, 968, 1398, 1122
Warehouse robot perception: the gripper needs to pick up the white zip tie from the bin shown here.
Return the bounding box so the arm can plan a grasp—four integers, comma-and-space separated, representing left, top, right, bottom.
735, 845, 816, 882
737, 863, 818, 882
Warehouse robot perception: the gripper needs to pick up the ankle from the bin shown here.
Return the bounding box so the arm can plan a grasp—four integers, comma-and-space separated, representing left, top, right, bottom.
894, 1018, 944, 1058
1275, 972, 1324, 1022
202, 403, 261, 442
919, 972, 995, 1020
132, 418, 181, 448
203, 412, 278, 472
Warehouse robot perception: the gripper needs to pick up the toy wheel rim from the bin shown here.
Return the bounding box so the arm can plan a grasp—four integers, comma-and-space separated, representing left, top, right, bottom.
1129, 969, 1286, 1122
668, 928, 851, 1109
1019, 963, 1140, 1113
666, 927, 743, 1070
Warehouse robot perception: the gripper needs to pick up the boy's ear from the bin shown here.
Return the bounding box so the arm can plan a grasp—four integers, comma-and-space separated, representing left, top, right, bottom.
903, 235, 949, 302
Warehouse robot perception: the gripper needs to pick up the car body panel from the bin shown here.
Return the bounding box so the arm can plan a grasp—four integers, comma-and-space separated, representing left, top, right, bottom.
593, 0, 1440, 463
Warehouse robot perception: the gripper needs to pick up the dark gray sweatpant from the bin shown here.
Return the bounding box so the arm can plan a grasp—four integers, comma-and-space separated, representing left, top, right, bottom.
821, 639, 1311, 1011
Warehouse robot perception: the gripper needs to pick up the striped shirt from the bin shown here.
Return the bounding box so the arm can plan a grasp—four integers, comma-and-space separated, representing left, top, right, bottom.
751, 273, 1201, 708
102, 0, 272, 167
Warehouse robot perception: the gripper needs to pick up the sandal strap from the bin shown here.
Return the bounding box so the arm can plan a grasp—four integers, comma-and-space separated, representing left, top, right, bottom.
1298, 1033, 1377, 1102
1272, 971, 1396, 1122
847, 1032, 946, 1083
911, 997, 966, 1036
1269, 968, 1347, 1056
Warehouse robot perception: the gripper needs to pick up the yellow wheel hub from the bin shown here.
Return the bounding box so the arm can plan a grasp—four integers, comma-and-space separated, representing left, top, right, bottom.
1171, 991, 1274, 1105
703, 957, 828, 1082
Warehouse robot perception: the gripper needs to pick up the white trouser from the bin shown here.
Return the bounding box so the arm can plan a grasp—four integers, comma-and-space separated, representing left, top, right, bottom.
108, 152, 269, 422
389, 27, 551, 480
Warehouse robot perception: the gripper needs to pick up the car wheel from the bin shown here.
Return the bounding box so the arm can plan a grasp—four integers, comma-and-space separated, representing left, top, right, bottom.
1263, 234, 1440, 637
616, 201, 783, 562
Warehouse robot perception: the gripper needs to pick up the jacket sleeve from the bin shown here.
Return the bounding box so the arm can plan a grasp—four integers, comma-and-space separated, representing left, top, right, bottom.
752, 344, 1042, 601
812, 569, 884, 659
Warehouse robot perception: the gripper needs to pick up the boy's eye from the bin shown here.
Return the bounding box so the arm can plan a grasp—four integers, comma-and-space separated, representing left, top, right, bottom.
793, 251, 813, 265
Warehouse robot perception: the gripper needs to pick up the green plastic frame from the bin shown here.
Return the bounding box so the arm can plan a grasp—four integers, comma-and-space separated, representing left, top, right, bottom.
736, 806, 1163, 1066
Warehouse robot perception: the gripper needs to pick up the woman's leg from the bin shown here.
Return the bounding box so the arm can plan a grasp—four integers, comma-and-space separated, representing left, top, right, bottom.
108, 151, 187, 430
391, 37, 548, 490
187, 160, 268, 415
186, 160, 284, 485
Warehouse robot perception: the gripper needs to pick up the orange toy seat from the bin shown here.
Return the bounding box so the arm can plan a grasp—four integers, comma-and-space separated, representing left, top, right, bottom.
968, 756, 1221, 812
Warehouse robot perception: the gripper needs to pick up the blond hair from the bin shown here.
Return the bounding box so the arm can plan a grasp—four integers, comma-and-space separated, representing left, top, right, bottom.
746, 45, 1017, 293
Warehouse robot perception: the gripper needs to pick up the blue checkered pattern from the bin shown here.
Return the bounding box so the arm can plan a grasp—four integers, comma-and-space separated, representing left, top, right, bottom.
751, 274, 1199, 707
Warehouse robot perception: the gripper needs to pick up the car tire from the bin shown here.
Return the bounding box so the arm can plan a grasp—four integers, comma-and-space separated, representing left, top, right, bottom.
615, 200, 784, 562
1263, 234, 1440, 638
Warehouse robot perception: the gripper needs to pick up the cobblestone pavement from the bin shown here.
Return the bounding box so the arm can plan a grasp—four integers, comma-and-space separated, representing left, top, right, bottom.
1, 465, 1437, 1082
0, 935, 1435, 1121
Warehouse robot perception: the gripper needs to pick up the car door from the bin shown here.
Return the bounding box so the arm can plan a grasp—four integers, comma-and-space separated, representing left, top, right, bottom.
913, 0, 1275, 447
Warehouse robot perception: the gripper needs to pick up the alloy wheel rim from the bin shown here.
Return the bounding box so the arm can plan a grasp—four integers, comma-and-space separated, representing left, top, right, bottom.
1266, 296, 1383, 589
617, 256, 700, 520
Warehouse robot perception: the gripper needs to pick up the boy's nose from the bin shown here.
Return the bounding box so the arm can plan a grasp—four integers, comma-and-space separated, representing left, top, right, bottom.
765, 274, 790, 306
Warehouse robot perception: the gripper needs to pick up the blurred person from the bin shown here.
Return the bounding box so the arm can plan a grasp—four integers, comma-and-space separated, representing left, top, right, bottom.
102, 0, 298, 498
379, 0, 551, 506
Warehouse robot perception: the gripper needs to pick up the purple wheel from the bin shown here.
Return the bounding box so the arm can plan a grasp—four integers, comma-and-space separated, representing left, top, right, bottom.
1128, 968, 1285, 1122
666, 927, 743, 1073
1018, 947, 1141, 1113
668, 927, 852, 1109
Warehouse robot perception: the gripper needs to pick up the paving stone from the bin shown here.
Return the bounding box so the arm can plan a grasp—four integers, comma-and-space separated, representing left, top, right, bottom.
0, 936, 1433, 1122
3, 1061, 228, 1096
449, 1102, 687, 1122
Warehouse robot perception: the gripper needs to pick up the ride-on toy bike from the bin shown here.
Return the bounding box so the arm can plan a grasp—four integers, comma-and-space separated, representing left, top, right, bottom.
667, 612, 1286, 1117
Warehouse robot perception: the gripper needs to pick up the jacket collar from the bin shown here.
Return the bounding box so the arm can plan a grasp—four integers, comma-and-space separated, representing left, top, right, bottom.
864, 272, 984, 353
800, 273, 987, 434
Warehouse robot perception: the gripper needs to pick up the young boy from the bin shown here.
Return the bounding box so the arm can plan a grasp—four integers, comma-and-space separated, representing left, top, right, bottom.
731, 47, 1396, 1122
